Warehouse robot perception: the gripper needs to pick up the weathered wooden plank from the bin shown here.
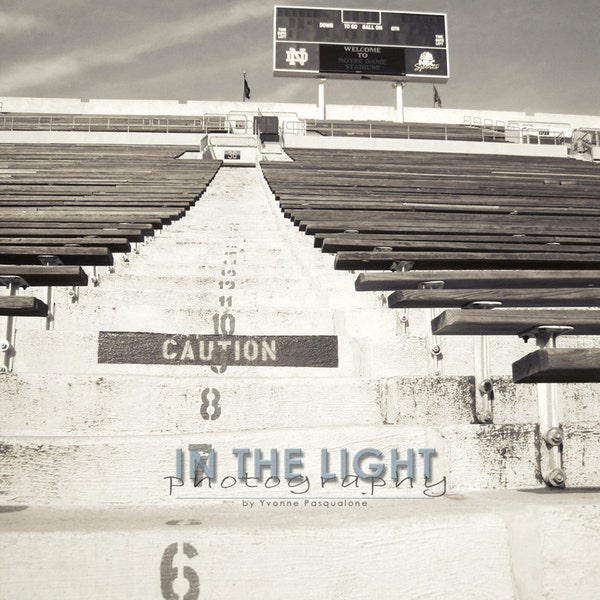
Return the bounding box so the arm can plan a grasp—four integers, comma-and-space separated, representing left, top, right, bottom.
512, 348, 600, 383
322, 238, 600, 254
304, 221, 600, 236
0, 246, 113, 266
335, 250, 600, 271
0, 222, 156, 234
0, 265, 88, 286
388, 288, 600, 309
0, 295, 48, 316
355, 270, 600, 291
0, 228, 147, 242
431, 309, 600, 336
317, 232, 600, 249
0, 237, 131, 252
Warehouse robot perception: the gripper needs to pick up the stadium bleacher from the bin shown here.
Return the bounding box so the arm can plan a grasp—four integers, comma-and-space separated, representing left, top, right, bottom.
1, 110, 600, 598
262, 148, 600, 384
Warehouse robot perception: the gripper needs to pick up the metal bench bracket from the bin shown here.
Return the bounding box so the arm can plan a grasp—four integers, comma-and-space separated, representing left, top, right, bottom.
392, 262, 415, 334
463, 300, 501, 423
519, 325, 574, 488
418, 280, 444, 376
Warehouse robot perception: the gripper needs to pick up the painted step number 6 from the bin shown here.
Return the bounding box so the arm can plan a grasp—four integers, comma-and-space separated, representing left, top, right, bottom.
160, 542, 200, 600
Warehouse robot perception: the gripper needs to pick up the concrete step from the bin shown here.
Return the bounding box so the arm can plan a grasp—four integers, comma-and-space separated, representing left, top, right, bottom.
51, 286, 324, 309
4, 420, 598, 505
0, 424, 548, 506
42, 305, 339, 333
3, 370, 598, 433
10, 330, 358, 376
107, 259, 335, 278
0, 373, 387, 435
5, 323, 547, 378
4, 489, 598, 599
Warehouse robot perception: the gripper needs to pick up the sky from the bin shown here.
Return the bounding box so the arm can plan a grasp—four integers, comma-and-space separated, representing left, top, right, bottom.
0, 0, 598, 115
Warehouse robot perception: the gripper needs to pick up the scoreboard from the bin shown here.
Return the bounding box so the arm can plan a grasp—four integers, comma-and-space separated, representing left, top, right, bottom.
273, 6, 449, 82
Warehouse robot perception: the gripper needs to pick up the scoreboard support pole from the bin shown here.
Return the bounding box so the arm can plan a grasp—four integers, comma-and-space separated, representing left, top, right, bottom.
393, 82, 405, 123
318, 79, 327, 120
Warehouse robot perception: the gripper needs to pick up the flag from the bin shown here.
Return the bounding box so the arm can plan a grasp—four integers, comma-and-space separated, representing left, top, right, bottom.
433, 85, 442, 108
243, 74, 251, 101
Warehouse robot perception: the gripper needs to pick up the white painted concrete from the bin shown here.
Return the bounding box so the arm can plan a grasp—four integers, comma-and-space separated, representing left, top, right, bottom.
285, 134, 570, 157
8, 489, 599, 600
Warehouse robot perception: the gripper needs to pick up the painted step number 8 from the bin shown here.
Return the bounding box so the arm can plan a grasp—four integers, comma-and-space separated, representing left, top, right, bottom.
160, 542, 200, 600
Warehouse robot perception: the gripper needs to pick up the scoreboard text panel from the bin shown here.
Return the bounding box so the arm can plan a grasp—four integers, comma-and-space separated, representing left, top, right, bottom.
274, 6, 449, 82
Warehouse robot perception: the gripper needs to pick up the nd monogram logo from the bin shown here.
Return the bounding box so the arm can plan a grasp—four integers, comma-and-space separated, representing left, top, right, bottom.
286, 47, 309, 66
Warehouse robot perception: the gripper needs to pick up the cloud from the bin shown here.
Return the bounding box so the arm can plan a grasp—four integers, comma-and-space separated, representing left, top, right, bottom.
0, 0, 273, 94
0, 10, 44, 35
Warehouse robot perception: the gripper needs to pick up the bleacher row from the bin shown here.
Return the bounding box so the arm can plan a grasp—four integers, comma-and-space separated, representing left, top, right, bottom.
261, 148, 600, 384
0, 143, 221, 368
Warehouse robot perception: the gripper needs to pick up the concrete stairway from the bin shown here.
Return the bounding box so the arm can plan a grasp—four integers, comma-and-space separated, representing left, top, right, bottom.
1, 165, 600, 599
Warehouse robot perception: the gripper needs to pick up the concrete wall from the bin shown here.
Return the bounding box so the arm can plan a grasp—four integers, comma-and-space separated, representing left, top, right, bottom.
0, 130, 207, 146
2, 95, 600, 130
284, 134, 570, 158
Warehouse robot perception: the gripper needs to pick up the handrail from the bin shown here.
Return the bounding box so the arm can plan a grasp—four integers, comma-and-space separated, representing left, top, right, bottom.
207, 134, 258, 148
0, 114, 230, 134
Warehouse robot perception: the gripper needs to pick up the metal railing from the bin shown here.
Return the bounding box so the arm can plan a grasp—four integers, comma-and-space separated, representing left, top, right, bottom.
505, 120, 571, 146
304, 119, 508, 143
0, 114, 229, 134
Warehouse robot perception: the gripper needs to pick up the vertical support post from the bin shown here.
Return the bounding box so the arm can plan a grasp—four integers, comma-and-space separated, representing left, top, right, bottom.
464, 301, 502, 423
520, 326, 573, 487
318, 79, 327, 120
393, 82, 405, 123
474, 335, 493, 423
44, 286, 54, 331
0, 277, 27, 373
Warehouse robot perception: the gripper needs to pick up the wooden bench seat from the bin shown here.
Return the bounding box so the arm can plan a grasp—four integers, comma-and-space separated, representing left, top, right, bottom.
0, 228, 148, 243
321, 238, 600, 255
317, 232, 600, 250
355, 270, 600, 291
0, 212, 176, 226
0, 265, 88, 286
0, 237, 131, 253
283, 203, 600, 219
334, 250, 600, 271
0, 246, 113, 266
303, 220, 600, 236
430, 309, 600, 336
387, 288, 600, 309
0, 222, 156, 235
512, 348, 600, 383
0, 296, 48, 317
279, 193, 600, 210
